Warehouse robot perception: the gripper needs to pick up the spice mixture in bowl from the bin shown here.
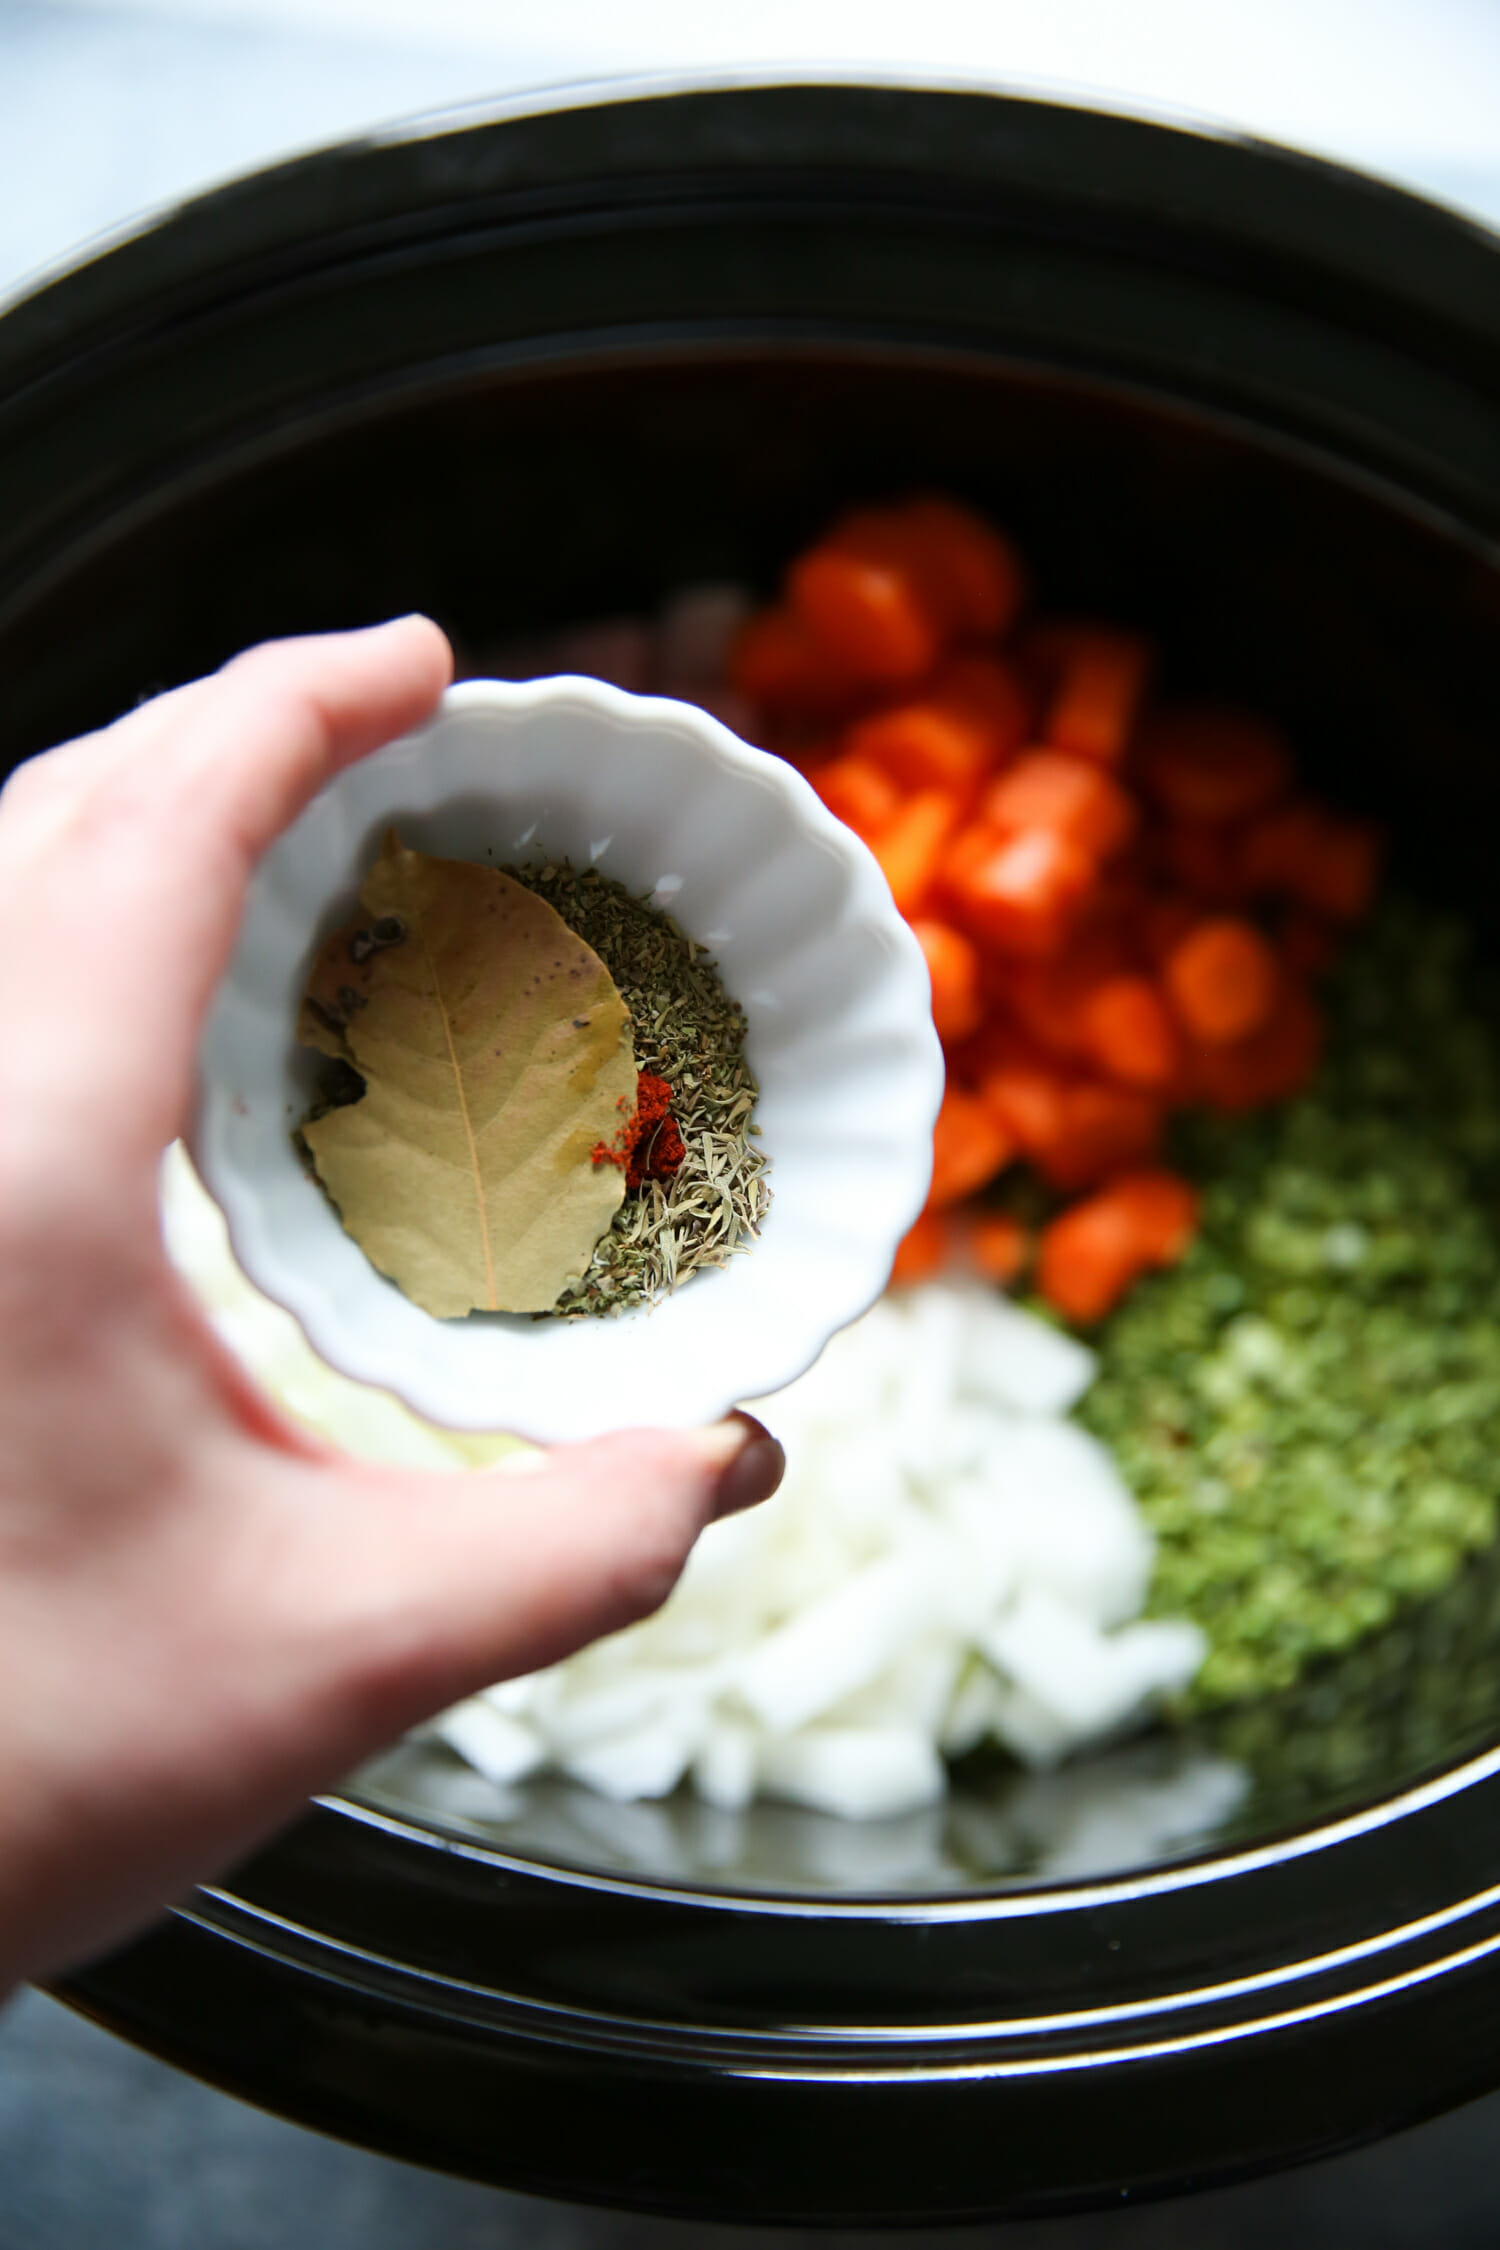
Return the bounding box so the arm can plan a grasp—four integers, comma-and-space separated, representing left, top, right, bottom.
6, 76, 1500, 2226
192, 674, 941, 1440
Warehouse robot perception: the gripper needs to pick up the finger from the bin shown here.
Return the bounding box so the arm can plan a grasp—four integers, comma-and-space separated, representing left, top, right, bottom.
271, 1417, 786, 1755
0, 618, 452, 1172
0, 678, 213, 833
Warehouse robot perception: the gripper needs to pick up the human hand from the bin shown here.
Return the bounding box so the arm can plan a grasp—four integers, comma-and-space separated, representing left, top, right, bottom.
0, 620, 783, 1993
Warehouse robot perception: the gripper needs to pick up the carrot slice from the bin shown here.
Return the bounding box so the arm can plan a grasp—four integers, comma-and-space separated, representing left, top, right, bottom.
929, 1085, 1016, 1208
1163, 916, 1280, 1046
965, 1210, 1031, 1288
1106, 1170, 1200, 1265
1242, 804, 1382, 922
932, 652, 1035, 743
1001, 928, 1135, 1062
845, 654, 1032, 799
1160, 819, 1251, 905
811, 753, 902, 842
983, 750, 1138, 863
846, 701, 998, 797
1043, 625, 1154, 766
729, 605, 865, 717
1135, 704, 1294, 825
789, 543, 943, 685
1035, 1169, 1197, 1323
891, 1208, 949, 1286
948, 823, 1097, 956
913, 918, 984, 1043
1035, 1080, 1164, 1191
1189, 981, 1324, 1111
1035, 1191, 1144, 1323
895, 496, 1028, 638
872, 789, 964, 916
1140, 891, 1201, 969
979, 1055, 1075, 1159
1080, 974, 1182, 1089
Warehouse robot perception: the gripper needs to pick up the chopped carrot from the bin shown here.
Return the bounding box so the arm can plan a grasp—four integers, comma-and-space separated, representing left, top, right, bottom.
896, 495, 1028, 638
811, 753, 902, 842
1106, 1170, 1200, 1265
1035, 1168, 1197, 1322
929, 1085, 1015, 1208
1080, 973, 1182, 1089
1135, 704, 1294, 825
1241, 803, 1382, 922
1035, 1190, 1145, 1323
947, 823, 1097, 956
1159, 818, 1251, 905
1043, 624, 1154, 766
844, 651, 1031, 797
733, 495, 1380, 1327
846, 701, 1000, 797
1163, 916, 1280, 1045
943, 1007, 1038, 1090
1034, 1080, 1164, 1191
965, 1210, 1031, 1288
1001, 928, 1134, 1062
932, 652, 1034, 744
872, 789, 964, 916
957, 1007, 1102, 1100
1140, 891, 1202, 968
983, 750, 1138, 863
789, 541, 943, 685
1189, 981, 1323, 1111
728, 605, 865, 717
891, 1208, 949, 1286
913, 918, 984, 1043
980, 1054, 1075, 1159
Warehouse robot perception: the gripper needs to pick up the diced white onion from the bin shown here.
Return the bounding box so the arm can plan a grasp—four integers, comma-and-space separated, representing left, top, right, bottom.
163, 998, 1208, 1827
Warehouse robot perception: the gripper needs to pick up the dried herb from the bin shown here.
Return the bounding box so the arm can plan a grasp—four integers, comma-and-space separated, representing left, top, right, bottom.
298, 834, 636, 1317
505, 861, 770, 1317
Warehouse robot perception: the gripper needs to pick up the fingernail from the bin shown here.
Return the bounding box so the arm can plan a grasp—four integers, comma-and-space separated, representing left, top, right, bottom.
697, 1415, 785, 1517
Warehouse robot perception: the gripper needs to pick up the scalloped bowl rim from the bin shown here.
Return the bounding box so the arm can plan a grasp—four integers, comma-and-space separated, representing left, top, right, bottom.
191, 677, 944, 1441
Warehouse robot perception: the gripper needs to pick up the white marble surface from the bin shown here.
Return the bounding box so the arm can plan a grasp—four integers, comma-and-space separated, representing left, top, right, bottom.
1, 0, 1497, 304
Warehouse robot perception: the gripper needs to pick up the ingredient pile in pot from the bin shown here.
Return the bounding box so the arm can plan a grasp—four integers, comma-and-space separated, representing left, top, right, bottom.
726, 494, 1380, 1326
163, 491, 1500, 1832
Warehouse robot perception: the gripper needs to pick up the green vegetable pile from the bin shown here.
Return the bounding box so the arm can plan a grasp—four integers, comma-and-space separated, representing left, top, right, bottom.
1079, 898, 1500, 1711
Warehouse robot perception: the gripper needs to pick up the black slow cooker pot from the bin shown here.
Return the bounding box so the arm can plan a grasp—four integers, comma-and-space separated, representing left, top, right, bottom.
5, 78, 1500, 2226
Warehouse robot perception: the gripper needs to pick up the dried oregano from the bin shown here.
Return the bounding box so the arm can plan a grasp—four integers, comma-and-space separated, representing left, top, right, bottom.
506, 861, 771, 1317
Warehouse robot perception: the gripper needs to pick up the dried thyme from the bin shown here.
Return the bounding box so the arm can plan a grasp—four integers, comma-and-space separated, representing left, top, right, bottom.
505, 861, 771, 1316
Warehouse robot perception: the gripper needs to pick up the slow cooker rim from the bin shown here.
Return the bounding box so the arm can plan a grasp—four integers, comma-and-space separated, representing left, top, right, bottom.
10, 73, 1500, 2217
4, 71, 1498, 379
330, 1731, 1500, 1914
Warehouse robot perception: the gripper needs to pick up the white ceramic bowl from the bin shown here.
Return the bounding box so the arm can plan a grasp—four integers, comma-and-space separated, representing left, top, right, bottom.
192, 677, 943, 1442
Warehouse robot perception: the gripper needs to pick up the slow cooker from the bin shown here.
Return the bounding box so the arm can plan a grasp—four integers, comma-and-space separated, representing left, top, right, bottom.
3, 78, 1500, 2225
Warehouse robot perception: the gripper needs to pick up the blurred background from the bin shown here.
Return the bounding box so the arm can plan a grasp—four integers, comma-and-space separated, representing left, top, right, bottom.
1, 2, 1498, 2245
4, 0, 1500, 300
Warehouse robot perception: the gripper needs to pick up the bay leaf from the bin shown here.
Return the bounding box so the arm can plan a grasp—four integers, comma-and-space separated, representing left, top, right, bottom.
299, 833, 637, 1317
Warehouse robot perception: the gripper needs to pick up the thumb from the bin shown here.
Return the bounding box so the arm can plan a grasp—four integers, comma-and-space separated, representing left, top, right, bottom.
291, 1416, 786, 1756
